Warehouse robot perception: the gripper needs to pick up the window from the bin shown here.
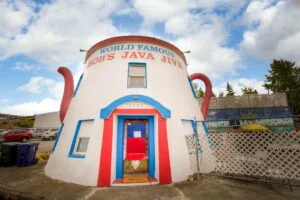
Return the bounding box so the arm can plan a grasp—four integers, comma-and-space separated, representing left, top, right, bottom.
69, 119, 94, 158
76, 137, 90, 152
229, 119, 240, 129
128, 63, 146, 88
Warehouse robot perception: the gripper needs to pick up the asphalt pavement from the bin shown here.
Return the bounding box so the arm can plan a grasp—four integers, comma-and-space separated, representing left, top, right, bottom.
0, 162, 299, 200
0, 140, 299, 200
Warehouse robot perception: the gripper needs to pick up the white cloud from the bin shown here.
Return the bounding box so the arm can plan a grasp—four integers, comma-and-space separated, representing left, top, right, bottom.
0, 99, 10, 103
132, 0, 247, 27
170, 13, 241, 79
240, 0, 300, 63
17, 76, 63, 99
0, 98, 60, 116
213, 78, 268, 96
0, 0, 35, 38
132, 0, 190, 27
12, 62, 44, 71
0, 0, 126, 68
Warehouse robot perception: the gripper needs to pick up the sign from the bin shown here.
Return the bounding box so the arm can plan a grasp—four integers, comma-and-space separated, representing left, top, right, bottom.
87, 43, 183, 69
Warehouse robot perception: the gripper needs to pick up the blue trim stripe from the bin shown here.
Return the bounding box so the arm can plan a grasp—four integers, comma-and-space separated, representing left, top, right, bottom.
188, 77, 197, 98
116, 117, 125, 179
51, 123, 64, 153
116, 116, 155, 179
100, 94, 171, 119
68, 119, 94, 159
127, 62, 147, 88
148, 116, 155, 178
73, 74, 83, 97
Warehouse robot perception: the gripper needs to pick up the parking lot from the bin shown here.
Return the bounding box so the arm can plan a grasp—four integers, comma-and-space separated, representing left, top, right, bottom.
34, 140, 54, 153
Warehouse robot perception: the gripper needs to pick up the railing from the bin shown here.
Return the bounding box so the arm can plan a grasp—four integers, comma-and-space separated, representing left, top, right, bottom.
182, 120, 300, 187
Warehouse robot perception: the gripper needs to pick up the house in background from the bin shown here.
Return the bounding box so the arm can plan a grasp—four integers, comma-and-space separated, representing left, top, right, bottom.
200, 93, 295, 132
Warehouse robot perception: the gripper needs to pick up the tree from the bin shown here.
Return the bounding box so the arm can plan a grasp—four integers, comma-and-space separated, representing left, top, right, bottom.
192, 83, 204, 98
263, 59, 300, 114
242, 86, 258, 95
226, 82, 235, 96
192, 83, 215, 98
17, 118, 34, 128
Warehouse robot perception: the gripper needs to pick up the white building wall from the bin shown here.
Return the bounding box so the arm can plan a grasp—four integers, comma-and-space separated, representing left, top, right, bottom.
34, 111, 60, 128
46, 40, 205, 186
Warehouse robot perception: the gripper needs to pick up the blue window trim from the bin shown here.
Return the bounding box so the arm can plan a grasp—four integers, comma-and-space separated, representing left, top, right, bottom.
51, 123, 64, 153
73, 74, 84, 97
188, 77, 197, 98
100, 94, 171, 119
127, 62, 147, 88
116, 115, 155, 179
68, 119, 94, 159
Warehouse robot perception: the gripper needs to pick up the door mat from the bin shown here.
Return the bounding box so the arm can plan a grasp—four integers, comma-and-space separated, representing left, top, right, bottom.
123, 176, 148, 183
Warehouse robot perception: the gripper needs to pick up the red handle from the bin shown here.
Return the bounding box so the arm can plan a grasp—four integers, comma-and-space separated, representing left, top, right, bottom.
190, 73, 212, 120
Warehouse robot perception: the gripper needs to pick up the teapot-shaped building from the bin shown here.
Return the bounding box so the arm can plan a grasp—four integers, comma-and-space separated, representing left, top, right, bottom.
45, 36, 212, 187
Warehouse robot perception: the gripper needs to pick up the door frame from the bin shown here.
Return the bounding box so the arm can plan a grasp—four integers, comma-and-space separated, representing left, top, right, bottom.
116, 115, 155, 179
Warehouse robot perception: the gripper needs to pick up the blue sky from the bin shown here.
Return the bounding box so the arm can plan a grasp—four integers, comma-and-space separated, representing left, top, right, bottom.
0, 0, 299, 115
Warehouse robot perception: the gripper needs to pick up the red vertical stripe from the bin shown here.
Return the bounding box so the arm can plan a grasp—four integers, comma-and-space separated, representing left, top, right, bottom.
158, 117, 172, 184
98, 115, 113, 187
97, 109, 172, 186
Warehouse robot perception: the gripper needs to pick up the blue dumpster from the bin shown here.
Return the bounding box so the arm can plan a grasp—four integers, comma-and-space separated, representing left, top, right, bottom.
17, 143, 39, 167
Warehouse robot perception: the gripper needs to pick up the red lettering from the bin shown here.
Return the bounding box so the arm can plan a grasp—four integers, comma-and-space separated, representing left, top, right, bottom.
129, 52, 138, 59
122, 52, 129, 58
161, 56, 166, 62
146, 53, 154, 60
171, 58, 177, 66
92, 57, 99, 65
138, 52, 146, 58
88, 60, 93, 68
98, 56, 105, 62
166, 57, 171, 64
107, 53, 115, 60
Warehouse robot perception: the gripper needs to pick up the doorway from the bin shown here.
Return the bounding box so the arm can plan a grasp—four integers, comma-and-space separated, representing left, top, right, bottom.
116, 116, 155, 181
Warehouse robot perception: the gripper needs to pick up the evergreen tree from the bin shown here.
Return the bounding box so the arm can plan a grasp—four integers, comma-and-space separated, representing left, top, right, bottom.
226, 82, 235, 96
263, 59, 300, 114
242, 86, 258, 95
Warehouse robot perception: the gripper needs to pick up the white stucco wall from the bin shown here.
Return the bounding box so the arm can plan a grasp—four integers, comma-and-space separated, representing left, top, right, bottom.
34, 111, 60, 128
45, 39, 205, 186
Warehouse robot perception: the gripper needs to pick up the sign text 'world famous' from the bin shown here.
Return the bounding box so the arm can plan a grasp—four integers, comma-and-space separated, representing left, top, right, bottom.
87, 44, 183, 69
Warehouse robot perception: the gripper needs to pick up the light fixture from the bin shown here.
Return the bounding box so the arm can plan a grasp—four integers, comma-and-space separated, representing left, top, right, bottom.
79, 49, 88, 52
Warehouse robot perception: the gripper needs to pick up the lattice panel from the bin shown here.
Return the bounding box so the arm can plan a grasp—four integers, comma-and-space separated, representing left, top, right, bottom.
185, 126, 300, 180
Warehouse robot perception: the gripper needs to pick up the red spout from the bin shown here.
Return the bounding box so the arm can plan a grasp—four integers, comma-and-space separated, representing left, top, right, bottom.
190, 73, 212, 120
58, 67, 74, 123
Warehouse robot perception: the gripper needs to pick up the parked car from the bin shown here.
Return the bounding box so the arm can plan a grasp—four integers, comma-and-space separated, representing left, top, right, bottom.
0, 129, 11, 139
41, 130, 58, 141
4, 129, 32, 142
